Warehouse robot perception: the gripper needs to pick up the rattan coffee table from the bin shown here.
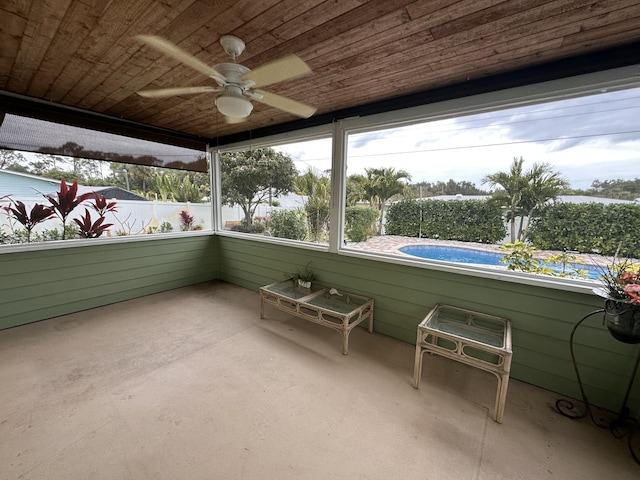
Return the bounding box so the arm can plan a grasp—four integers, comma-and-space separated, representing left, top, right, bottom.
260, 280, 374, 354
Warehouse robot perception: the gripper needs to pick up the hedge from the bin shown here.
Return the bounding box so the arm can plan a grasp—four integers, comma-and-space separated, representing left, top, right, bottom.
386, 199, 505, 243
528, 202, 640, 257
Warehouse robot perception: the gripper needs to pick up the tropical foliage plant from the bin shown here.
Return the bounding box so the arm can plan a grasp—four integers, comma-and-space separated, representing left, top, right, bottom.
1, 180, 118, 243
43, 179, 94, 239
73, 208, 113, 238
482, 157, 567, 242
344, 206, 378, 242
294, 168, 330, 243
179, 210, 194, 231
2, 201, 55, 243
498, 242, 588, 279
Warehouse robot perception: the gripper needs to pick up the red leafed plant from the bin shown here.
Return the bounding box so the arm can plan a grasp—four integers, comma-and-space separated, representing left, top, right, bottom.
44, 180, 93, 239
73, 208, 114, 238
179, 210, 194, 231
73, 194, 117, 238
90, 193, 117, 216
3, 201, 55, 243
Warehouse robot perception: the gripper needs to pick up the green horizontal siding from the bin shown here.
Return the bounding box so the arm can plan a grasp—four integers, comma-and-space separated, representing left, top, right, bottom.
218, 235, 639, 416
0, 235, 218, 329
1, 233, 636, 417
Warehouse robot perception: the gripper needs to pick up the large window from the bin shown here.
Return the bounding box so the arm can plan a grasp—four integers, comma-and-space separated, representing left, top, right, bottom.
342, 87, 640, 282
1, 152, 211, 245
209, 68, 640, 291
217, 136, 332, 245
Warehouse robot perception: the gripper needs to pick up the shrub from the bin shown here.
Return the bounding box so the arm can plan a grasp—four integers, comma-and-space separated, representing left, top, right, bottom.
528, 202, 640, 257
270, 209, 308, 240
179, 210, 194, 231
345, 206, 378, 242
386, 199, 505, 243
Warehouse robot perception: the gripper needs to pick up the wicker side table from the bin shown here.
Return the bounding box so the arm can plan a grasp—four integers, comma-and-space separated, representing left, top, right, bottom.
413, 304, 512, 423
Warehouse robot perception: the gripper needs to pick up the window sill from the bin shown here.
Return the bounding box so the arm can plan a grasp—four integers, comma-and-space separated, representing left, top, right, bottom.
0, 230, 214, 254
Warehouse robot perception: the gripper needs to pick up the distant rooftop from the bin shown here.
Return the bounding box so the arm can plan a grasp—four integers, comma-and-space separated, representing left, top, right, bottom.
427, 194, 636, 204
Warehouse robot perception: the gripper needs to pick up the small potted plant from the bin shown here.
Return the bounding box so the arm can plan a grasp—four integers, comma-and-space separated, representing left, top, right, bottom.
290, 262, 316, 289
593, 257, 640, 343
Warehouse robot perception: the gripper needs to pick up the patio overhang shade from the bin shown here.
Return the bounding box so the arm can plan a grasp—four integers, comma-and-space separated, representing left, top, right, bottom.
0, 92, 210, 172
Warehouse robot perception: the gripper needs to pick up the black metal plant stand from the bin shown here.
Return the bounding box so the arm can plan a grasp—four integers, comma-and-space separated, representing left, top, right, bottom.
555, 309, 640, 465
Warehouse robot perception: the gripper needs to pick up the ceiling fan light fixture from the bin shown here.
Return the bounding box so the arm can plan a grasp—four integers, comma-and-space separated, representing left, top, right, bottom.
215, 87, 253, 118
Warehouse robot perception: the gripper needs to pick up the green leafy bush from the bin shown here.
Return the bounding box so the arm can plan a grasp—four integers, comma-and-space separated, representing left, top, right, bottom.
345, 206, 378, 242
230, 222, 265, 234
270, 209, 308, 241
499, 241, 588, 278
386, 199, 505, 243
528, 203, 640, 257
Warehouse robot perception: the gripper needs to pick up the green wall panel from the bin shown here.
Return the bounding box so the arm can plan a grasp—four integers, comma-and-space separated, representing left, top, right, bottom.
217, 235, 639, 416
1, 232, 637, 417
0, 235, 219, 329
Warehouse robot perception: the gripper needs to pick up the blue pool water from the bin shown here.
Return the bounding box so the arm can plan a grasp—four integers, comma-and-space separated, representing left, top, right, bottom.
399, 245, 601, 280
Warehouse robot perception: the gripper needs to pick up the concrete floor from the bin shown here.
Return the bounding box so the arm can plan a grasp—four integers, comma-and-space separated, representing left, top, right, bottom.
1, 281, 638, 479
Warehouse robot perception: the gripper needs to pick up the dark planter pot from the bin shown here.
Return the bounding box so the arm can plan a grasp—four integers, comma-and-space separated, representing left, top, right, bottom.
604, 299, 640, 344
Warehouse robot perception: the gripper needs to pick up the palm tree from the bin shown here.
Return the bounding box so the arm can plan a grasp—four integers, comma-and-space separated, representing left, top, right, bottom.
483, 157, 567, 242
365, 167, 412, 235
294, 168, 331, 242
345, 174, 367, 207
517, 162, 568, 240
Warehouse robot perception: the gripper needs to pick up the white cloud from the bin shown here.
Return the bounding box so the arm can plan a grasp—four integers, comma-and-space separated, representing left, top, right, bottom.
268, 88, 640, 191
343, 88, 640, 189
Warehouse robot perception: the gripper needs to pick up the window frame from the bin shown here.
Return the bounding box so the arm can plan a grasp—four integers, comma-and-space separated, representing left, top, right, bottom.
212, 65, 640, 295
211, 125, 334, 251
0, 153, 216, 253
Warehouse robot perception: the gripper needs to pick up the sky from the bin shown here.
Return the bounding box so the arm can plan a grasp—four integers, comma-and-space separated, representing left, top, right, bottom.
276, 87, 640, 191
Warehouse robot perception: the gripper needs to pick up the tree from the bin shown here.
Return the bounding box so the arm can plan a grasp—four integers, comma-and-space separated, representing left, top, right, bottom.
110, 163, 156, 195
346, 173, 367, 207
589, 178, 640, 200
364, 167, 412, 235
408, 179, 487, 197
516, 163, 568, 240
0, 149, 27, 170
483, 157, 567, 242
220, 148, 297, 226
294, 168, 330, 242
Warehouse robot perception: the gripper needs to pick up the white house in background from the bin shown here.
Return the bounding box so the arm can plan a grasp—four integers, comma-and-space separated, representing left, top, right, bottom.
429, 194, 636, 205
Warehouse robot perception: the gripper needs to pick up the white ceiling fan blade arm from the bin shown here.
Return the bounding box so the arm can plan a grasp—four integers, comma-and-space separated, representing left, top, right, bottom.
254, 90, 317, 118
242, 55, 312, 88
135, 35, 226, 81
136, 86, 221, 98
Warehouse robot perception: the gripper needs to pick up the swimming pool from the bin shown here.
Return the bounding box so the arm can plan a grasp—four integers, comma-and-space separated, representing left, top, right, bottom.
398, 245, 602, 280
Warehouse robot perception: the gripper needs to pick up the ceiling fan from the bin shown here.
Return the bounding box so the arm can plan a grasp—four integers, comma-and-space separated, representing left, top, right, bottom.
135, 35, 317, 122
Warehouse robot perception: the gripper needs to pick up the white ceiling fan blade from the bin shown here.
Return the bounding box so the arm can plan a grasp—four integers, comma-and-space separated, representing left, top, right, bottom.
135, 35, 225, 81
136, 86, 221, 98
254, 90, 316, 118
243, 55, 312, 88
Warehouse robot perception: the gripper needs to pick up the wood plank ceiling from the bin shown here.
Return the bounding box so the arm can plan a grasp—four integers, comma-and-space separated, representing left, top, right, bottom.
2, 0, 640, 143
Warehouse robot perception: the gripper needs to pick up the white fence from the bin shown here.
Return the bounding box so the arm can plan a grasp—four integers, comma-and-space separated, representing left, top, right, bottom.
1, 196, 212, 237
